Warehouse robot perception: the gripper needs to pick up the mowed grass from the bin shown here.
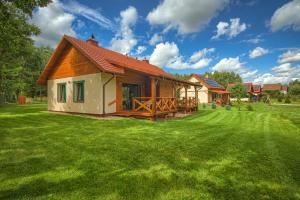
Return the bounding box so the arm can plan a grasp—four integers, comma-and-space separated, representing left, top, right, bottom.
0, 104, 300, 200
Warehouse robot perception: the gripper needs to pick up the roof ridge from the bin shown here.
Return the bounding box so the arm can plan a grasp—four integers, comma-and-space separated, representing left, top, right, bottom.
65, 35, 167, 74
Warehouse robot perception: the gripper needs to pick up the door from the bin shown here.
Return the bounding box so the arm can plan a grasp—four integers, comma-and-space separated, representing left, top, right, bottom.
122, 83, 141, 110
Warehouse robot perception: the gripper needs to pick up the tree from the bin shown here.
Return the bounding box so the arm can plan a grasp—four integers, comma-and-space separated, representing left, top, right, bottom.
208, 71, 242, 88
229, 83, 247, 111
289, 80, 300, 97
0, 0, 51, 103
171, 73, 190, 81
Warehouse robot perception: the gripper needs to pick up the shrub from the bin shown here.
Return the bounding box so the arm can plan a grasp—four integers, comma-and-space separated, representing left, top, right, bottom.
246, 104, 254, 111
211, 102, 217, 109
277, 95, 283, 102
202, 103, 207, 109
225, 105, 231, 110
285, 97, 291, 104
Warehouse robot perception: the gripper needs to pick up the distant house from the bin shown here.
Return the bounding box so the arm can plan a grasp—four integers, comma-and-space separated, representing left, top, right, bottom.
227, 82, 261, 101
37, 35, 200, 119
263, 84, 288, 95
182, 74, 230, 105
252, 84, 262, 101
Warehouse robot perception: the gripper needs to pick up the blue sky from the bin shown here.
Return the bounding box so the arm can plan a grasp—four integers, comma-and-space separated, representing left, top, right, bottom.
31, 0, 300, 84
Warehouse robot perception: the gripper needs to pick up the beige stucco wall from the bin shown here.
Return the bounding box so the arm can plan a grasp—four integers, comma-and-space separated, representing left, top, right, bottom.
47, 73, 116, 115
180, 76, 211, 103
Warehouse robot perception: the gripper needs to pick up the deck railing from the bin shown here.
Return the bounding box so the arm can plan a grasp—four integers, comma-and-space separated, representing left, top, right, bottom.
177, 97, 197, 109
132, 97, 177, 115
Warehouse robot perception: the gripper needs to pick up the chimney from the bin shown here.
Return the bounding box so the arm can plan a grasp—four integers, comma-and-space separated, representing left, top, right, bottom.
86, 34, 98, 46
143, 58, 149, 63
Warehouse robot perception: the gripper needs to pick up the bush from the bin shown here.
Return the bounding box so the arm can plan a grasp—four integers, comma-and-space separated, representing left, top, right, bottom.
277, 95, 283, 102
246, 104, 254, 111
225, 105, 231, 110
284, 97, 291, 104
202, 103, 207, 109
211, 102, 217, 109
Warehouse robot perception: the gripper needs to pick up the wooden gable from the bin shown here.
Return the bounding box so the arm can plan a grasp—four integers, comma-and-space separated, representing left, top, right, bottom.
48, 45, 100, 80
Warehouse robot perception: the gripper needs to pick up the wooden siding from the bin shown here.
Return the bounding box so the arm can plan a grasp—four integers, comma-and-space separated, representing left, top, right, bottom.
159, 80, 173, 97
48, 46, 100, 80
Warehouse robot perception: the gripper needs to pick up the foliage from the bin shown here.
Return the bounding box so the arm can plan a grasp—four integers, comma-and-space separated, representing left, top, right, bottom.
211, 102, 216, 109
0, 0, 51, 103
264, 90, 281, 98
229, 83, 247, 111
289, 80, 300, 96
246, 104, 254, 111
202, 103, 206, 109
1, 104, 300, 199
225, 104, 231, 110
277, 94, 283, 102
171, 73, 190, 81
284, 96, 291, 104
207, 71, 242, 88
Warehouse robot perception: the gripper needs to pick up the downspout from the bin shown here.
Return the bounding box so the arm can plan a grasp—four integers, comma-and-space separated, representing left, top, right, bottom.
103, 74, 115, 116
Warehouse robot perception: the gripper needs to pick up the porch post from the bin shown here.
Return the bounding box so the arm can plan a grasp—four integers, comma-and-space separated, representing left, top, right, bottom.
184, 85, 188, 113
151, 78, 156, 117
195, 85, 198, 111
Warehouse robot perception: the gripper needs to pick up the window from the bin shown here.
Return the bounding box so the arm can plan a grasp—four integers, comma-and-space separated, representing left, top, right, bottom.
57, 83, 66, 103
73, 81, 84, 102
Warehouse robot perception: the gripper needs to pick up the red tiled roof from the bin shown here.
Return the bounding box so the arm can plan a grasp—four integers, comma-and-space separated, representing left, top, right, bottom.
263, 84, 282, 91
38, 35, 173, 85
281, 85, 288, 92
252, 84, 262, 93
65, 36, 172, 79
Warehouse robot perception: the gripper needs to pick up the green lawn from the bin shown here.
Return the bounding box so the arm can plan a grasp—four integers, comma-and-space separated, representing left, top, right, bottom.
0, 104, 300, 200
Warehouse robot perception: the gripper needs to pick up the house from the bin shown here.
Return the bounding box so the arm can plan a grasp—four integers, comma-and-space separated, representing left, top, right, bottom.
182, 74, 230, 105
252, 84, 262, 101
263, 84, 288, 95
227, 82, 255, 102
37, 35, 200, 119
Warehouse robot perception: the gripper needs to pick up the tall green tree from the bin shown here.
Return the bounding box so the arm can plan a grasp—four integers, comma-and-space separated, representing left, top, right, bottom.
289, 80, 300, 97
0, 0, 51, 102
229, 83, 247, 111
208, 71, 242, 88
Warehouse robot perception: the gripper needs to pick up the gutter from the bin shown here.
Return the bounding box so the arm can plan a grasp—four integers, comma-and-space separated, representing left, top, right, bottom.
102, 74, 115, 115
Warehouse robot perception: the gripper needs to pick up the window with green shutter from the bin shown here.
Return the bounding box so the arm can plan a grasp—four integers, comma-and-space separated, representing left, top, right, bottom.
57, 83, 66, 103
73, 80, 85, 103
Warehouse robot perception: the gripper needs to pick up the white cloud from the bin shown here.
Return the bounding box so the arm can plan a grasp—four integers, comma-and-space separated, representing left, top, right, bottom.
147, 0, 229, 34
253, 63, 300, 84
270, 0, 300, 32
136, 46, 146, 55
212, 18, 247, 39
278, 49, 300, 64
249, 47, 269, 59
110, 6, 138, 54
30, 0, 115, 48
242, 35, 263, 44
149, 42, 213, 69
212, 57, 244, 72
212, 57, 257, 80
190, 48, 215, 62
62, 1, 114, 30
149, 42, 179, 67
149, 33, 163, 45
30, 0, 76, 48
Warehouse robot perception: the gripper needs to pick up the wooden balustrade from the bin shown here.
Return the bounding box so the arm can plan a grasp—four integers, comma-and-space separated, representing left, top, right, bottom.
177, 97, 197, 109
132, 97, 177, 115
